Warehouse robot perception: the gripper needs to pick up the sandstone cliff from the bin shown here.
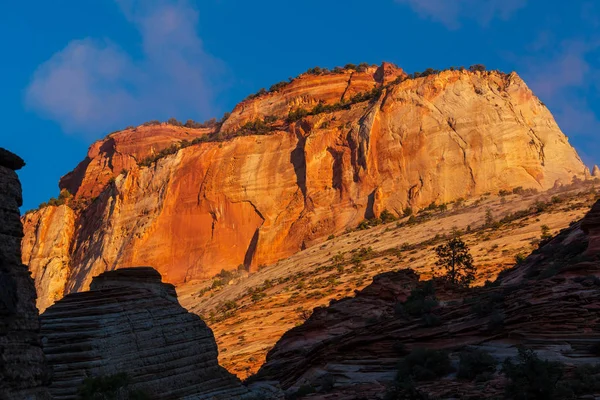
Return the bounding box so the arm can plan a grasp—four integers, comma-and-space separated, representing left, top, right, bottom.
250, 200, 600, 399
22, 63, 588, 311
40, 267, 260, 400
0, 148, 50, 399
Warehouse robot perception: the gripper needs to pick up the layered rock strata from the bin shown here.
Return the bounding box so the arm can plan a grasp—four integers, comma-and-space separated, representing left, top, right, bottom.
40, 267, 254, 400
250, 200, 600, 399
0, 148, 50, 399
22, 64, 588, 311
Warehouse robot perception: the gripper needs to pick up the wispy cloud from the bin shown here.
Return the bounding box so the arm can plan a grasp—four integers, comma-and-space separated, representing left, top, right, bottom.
519, 37, 600, 166
25, 0, 223, 135
395, 0, 526, 29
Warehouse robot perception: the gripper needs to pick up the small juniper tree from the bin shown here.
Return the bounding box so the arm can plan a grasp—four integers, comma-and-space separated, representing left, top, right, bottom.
540, 225, 552, 240
435, 237, 476, 287
484, 208, 495, 227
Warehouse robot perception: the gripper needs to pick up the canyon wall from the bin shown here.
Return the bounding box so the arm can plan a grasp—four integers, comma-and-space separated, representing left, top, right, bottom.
22, 64, 588, 311
0, 148, 50, 399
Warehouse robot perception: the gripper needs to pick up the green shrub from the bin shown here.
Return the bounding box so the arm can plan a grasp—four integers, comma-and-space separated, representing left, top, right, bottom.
502, 347, 564, 400
534, 201, 549, 213
357, 220, 370, 230
287, 107, 309, 122
356, 62, 370, 72
541, 225, 552, 240
269, 81, 289, 92
469, 64, 486, 72
78, 373, 149, 400
166, 117, 183, 126
565, 364, 600, 396
457, 349, 497, 380
380, 209, 397, 223
220, 112, 231, 124
288, 384, 316, 399
397, 348, 453, 381
238, 118, 273, 135
395, 281, 438, 317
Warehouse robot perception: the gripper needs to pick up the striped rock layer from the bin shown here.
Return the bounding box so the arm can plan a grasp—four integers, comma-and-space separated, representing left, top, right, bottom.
40, 267, 253, 400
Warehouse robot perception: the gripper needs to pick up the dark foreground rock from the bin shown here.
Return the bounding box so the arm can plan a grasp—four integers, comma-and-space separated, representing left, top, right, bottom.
41, 267, 262, 400
0, 148, 50, 399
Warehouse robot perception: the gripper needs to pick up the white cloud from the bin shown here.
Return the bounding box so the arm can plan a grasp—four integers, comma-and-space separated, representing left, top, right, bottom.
518, 37, 600, 166
25, 0, 222, 135
521, 39, 600, 135
395, 0, 527, 29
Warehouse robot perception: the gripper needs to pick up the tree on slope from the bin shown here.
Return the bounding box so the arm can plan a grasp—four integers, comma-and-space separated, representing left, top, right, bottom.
435, 237, 476, 287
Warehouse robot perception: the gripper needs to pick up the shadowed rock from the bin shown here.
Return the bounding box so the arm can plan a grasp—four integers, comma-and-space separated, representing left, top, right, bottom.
40, 266, 259, 400
0, 148, 25, 171
0, 147, 50, 399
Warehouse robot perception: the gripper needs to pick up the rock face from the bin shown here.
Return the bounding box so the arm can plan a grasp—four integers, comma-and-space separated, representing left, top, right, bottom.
581, 200, 600, 256
0, 148, 50, 399
21, 205, 76, 313
22, 64, 588, 311
40, 267, 254, 400
250, 200, 600, 399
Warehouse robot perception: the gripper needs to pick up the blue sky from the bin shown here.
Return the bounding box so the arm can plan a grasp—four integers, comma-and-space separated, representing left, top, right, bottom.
1, 0, 599, 211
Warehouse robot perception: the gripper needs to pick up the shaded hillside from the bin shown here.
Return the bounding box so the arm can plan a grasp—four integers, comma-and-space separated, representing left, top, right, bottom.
248, 199, 600, 399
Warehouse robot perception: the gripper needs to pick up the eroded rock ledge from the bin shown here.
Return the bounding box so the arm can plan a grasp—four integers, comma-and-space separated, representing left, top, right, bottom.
40, 267, 258, 400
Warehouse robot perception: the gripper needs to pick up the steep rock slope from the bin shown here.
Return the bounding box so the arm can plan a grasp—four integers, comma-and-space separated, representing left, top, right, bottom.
177, 183, 597, 378
249, 200, 600, 399
40, 267, 257, 400
0, 148, 50, 399
22, 64, 587, 311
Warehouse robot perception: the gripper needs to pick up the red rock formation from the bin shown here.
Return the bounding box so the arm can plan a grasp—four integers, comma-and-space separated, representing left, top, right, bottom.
60, 124, 214, 200
0, 148, 50, 399
22, 64, 588, 311
40, 267, 265, 400
250, 200, 600, 399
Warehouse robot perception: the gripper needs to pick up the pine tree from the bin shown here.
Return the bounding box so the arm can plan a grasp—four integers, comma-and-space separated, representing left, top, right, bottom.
435, 237, 476, 287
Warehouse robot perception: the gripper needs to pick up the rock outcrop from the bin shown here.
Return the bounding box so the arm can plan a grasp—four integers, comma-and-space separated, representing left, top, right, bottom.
22, 64, 588, 311
40, 267, 255, 400
0, 148, 50, 399
581, 200, 600, 256
593, 164, 600, 178
250, 200, 600, 399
